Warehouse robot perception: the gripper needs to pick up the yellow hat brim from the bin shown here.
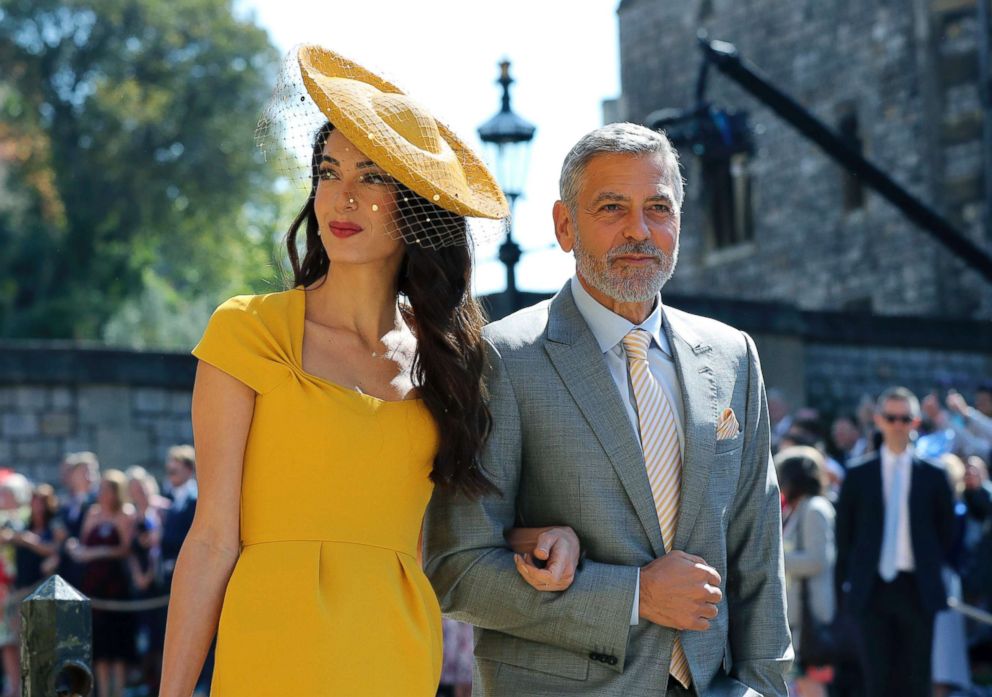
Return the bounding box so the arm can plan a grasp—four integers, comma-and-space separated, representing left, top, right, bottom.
297, 45, 509, 220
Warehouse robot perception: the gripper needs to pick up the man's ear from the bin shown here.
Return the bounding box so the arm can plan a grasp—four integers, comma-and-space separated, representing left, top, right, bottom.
552, 200, 575, 253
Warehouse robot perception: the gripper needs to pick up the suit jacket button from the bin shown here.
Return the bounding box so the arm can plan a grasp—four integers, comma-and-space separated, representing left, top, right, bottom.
589, 652, 600, 661
608, 656, 618, 665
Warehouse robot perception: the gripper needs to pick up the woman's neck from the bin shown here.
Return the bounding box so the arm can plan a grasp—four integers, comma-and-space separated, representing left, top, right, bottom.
307, 262, 404, 343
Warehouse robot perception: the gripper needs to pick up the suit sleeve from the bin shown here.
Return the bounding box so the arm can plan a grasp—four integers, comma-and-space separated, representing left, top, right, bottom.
723, 332, 793, 695
423, 339, 639, 671
833, 472, 855, 605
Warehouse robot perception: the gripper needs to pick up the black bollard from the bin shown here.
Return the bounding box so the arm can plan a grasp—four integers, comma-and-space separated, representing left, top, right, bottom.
21, 575, 93, 697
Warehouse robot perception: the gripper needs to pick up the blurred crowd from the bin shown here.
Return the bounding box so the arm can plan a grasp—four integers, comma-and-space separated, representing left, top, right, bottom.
772, 385, 992, 697
0, 446, 199, 697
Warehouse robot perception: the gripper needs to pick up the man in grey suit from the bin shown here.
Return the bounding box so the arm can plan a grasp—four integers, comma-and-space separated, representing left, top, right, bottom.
425, 123, 791, 696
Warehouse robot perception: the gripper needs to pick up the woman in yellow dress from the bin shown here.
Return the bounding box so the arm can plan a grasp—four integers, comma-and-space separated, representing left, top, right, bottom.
159, 46, 579, 696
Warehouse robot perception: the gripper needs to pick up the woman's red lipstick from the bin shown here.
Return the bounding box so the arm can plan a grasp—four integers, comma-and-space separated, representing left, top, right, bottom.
328, 221, 363, 238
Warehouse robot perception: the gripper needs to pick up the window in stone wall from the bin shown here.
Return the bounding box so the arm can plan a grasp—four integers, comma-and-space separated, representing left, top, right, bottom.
702, 152, 754, 250
838, 109, 865, 211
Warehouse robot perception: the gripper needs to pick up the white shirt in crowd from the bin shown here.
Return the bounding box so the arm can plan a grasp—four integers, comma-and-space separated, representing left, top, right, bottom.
880, 444, 916, 575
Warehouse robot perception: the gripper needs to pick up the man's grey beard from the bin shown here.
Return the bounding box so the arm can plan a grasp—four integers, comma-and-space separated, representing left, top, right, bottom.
573, 234, 678, 303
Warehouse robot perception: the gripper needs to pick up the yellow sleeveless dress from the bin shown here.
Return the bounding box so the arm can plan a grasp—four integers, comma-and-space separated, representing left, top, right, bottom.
192, 288, 442, 696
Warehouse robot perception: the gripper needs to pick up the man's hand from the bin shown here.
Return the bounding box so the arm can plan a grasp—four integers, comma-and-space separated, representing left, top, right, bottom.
639, 551, 722, 630
507, 525, 580, 592
947, 391, 970, 417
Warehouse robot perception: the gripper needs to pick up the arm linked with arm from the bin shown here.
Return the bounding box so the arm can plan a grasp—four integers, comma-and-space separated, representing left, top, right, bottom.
723, 332, 792, 696
424, 340, 638, 670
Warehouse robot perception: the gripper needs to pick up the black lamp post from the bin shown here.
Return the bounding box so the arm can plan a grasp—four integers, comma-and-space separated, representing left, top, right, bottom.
478, 59, 536, 301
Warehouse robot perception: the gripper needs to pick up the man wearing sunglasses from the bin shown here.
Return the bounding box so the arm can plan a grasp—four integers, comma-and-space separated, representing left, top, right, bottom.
834, 386, 955, 697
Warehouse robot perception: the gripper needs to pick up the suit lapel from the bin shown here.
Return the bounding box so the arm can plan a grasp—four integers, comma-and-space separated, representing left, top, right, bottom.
543, 285, 666, 558
664, 310, 717, 551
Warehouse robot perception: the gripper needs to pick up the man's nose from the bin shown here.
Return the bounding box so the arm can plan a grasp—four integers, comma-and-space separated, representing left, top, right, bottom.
623, 211, 651, 241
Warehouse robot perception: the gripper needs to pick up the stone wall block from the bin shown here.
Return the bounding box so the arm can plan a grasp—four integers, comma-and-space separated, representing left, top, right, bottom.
50, 388, 73, 410
14, 441, 59, 462
13, 388, 45, 412
133, 389, 168, 415
77, 387, 131, 427
3, 414, 38, 438
94, 427, 152, 472
40, 414, 75, 438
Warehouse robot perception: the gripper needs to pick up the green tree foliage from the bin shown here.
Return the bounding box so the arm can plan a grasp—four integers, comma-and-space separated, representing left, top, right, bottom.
0, 0, 291, 345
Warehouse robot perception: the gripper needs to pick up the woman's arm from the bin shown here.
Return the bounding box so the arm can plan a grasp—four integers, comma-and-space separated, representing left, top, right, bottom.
159, 361, 254, 697
68, 512, 134, 563
11, 531, 57, 557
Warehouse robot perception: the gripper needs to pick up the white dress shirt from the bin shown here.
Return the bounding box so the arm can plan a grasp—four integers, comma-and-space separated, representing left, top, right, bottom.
170, 478, 198, 511
880, 445, 915, 575
571, 276, 687, 624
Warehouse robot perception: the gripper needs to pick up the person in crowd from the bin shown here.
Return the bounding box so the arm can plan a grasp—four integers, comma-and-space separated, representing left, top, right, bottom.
961, 456, 992, 615
58, 452, 99, 538
159, 46, 576, 697
56, 451, 100, 589
69, 469, 137, 697
855, 394, 883, 455
159, 446, 196, 588
776, 446, 836, 697
830, 414, 867, 467
974, 384, 992, 418
6, 483, 60, 588
834, 387, 955, 697
779, 418, 844, 501
0, 473, 31, 697
437, 618, 473, 697
426, 122, 791, 696
1, 482, 59, 697
126, 466, 169, 694
931, 454, 972, 697
768, 388, 793, 452
946, 391, 992, 460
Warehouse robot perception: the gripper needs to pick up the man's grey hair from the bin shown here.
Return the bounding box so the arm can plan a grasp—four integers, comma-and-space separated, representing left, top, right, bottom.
559, 122, 685, 212
876, 386, 921, 418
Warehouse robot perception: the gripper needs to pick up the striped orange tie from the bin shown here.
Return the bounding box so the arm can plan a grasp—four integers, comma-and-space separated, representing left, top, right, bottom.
622, 329, 692, 689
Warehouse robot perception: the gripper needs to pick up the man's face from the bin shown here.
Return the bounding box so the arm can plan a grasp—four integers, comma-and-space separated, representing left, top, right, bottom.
873, 398, 919, 451
553, 152, 680, 303
166, 458, 192, 488
976, 389, 992, 417
66, 465, 91, 494
831, 418, 860, 451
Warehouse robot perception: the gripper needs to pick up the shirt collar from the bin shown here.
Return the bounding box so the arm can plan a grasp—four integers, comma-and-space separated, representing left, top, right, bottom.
881, 444, 914, 466
171, 478, 198, 507
570, 276, 671, 357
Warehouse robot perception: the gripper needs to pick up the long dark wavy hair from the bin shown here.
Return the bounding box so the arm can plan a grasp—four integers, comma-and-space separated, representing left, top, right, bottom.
286, 122, 497, 498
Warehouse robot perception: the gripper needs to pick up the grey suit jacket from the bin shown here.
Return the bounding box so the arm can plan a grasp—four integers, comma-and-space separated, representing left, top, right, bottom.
425, 283, 792, 697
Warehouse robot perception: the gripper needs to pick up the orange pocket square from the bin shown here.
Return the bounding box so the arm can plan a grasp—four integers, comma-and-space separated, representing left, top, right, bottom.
716, 407, 740, 440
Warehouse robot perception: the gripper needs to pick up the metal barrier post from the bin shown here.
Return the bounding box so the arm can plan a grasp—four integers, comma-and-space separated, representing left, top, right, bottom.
21, 575, 93, 697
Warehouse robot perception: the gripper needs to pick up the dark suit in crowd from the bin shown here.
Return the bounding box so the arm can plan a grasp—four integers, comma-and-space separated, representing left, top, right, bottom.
835, 451, 955, 697
56, 492, 94, 588
160, 489, 196, 587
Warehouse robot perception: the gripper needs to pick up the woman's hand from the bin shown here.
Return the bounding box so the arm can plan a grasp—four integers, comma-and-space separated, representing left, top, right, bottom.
506, 525, 581, 592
